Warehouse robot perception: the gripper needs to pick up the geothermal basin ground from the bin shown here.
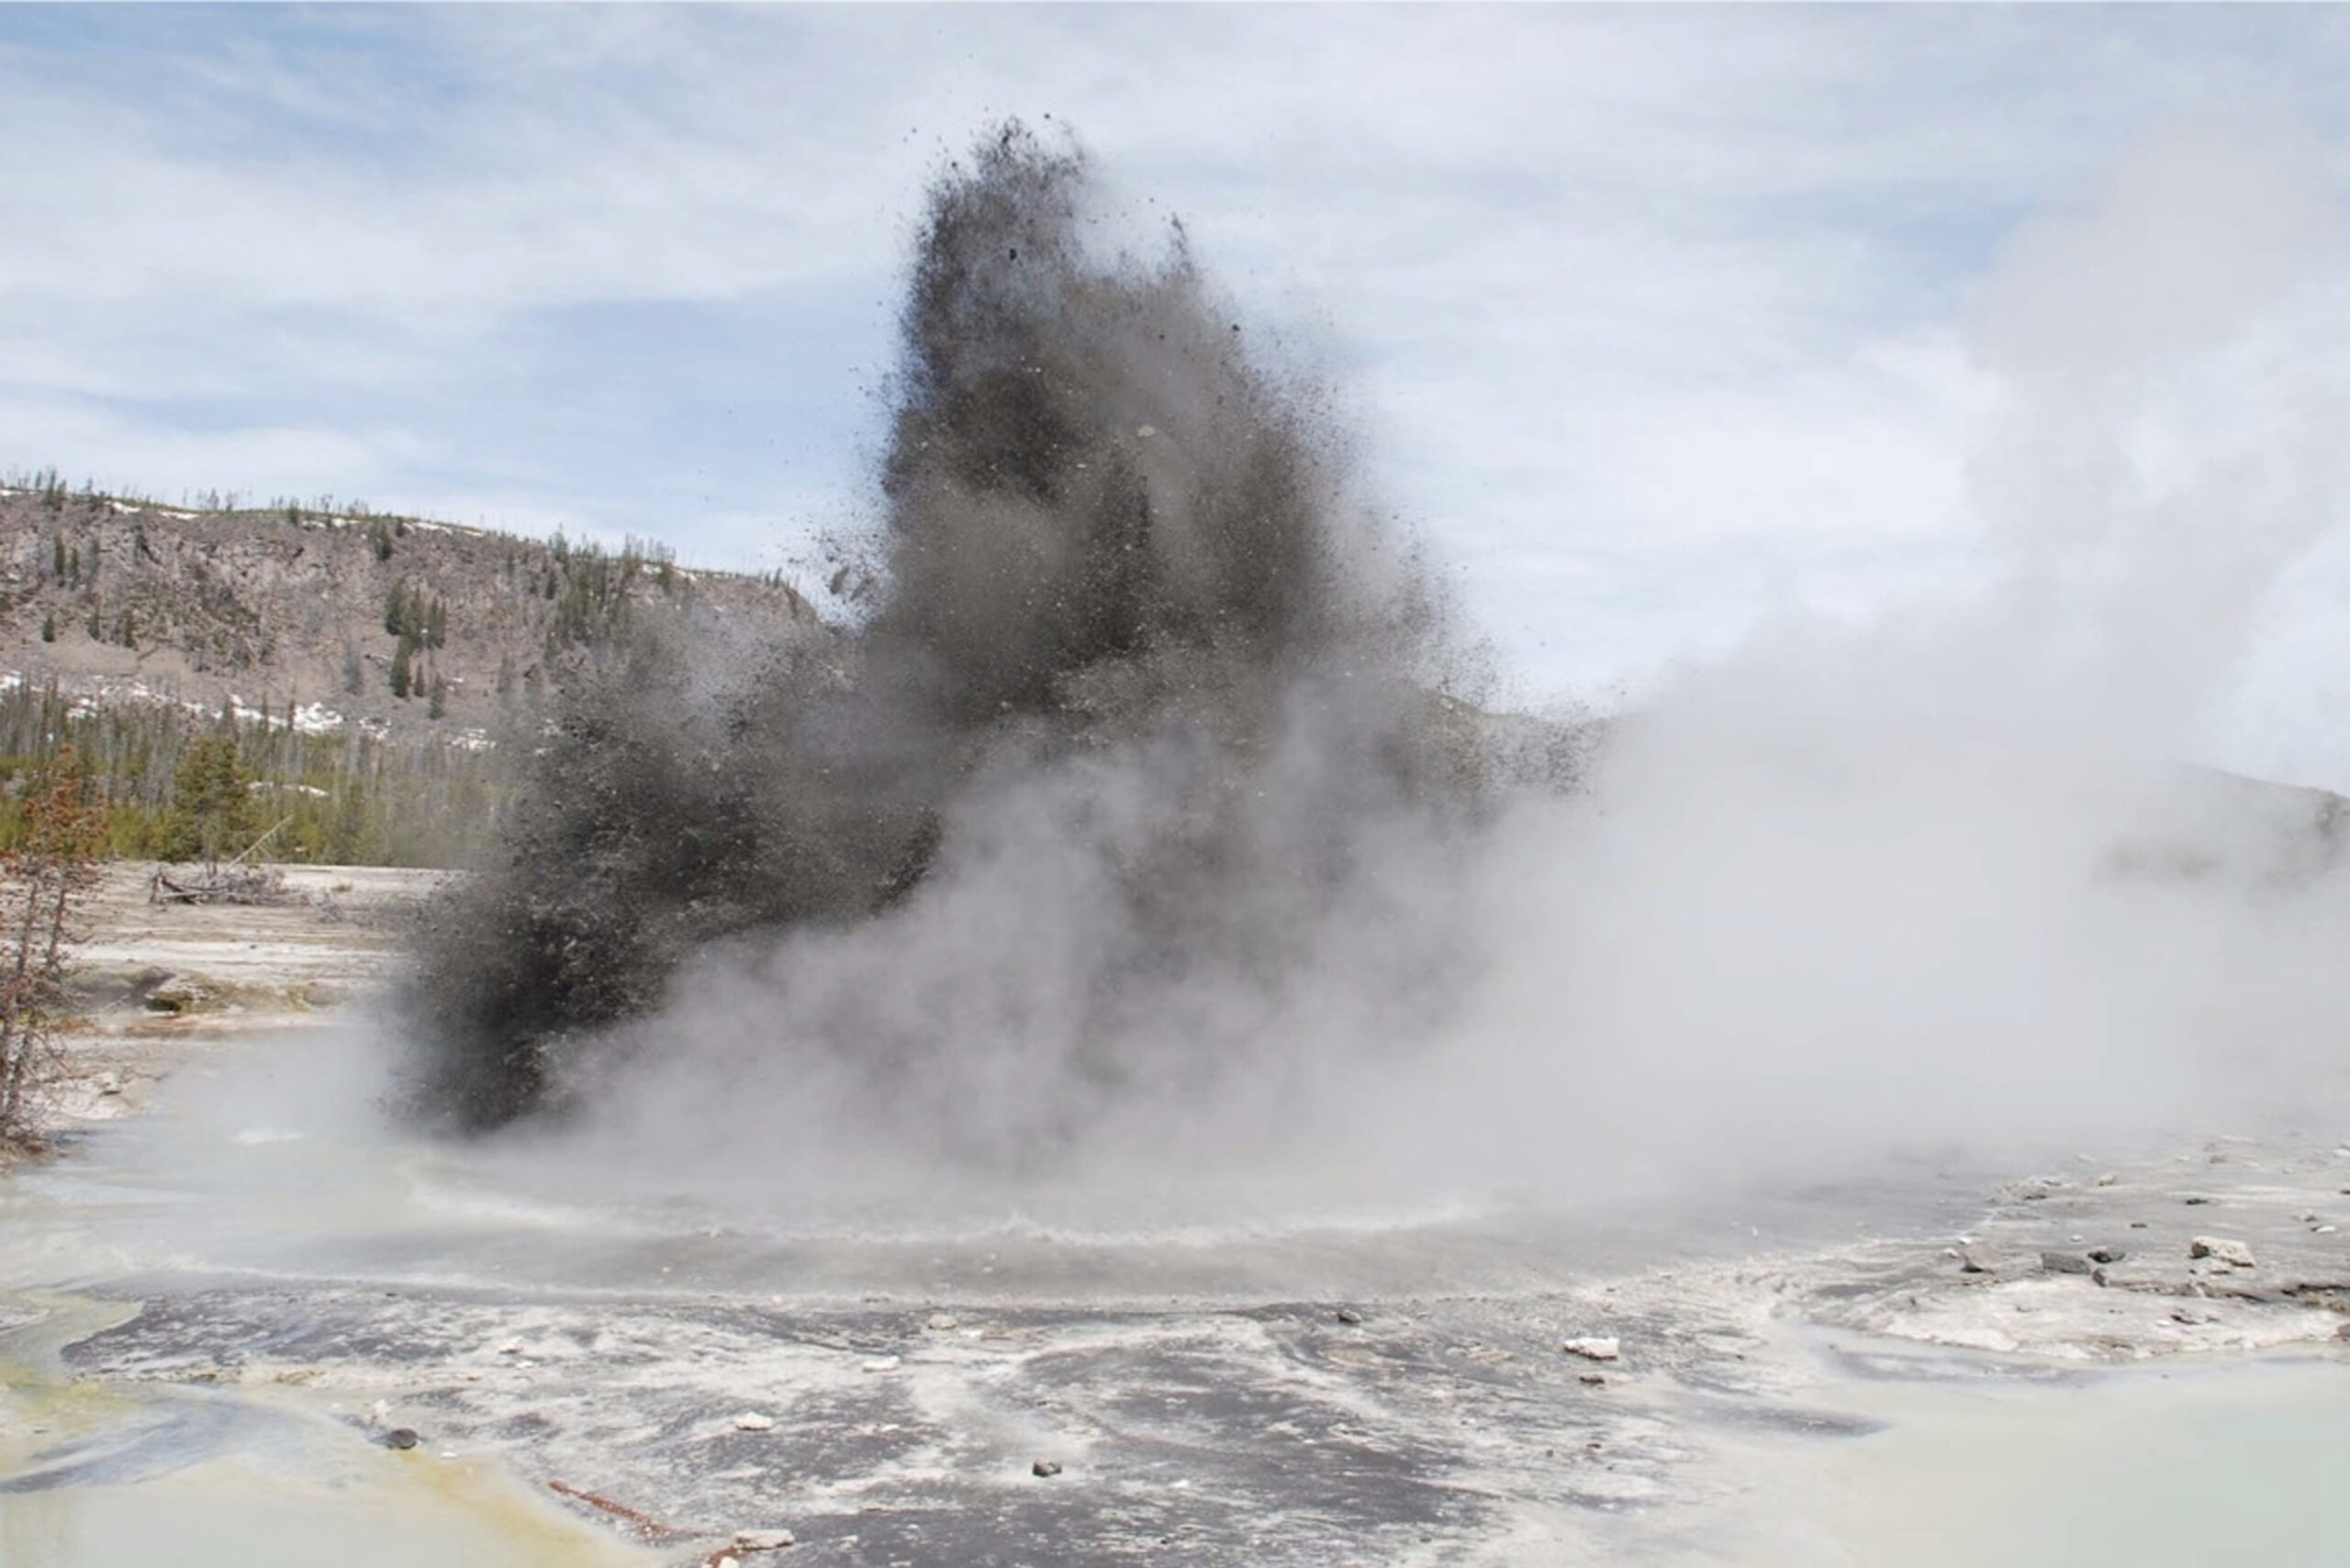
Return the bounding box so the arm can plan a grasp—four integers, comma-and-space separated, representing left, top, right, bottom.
3, 867, 2349, 1566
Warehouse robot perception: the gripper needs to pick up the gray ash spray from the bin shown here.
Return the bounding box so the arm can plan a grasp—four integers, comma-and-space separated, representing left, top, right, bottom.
397, 124, 1496, 1150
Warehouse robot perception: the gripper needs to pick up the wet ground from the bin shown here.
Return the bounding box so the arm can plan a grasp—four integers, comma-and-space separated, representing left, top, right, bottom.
6, 1023, 2350, 1565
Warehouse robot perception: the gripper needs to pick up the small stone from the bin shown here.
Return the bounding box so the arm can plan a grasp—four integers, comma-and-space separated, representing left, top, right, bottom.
1955, 1249, 1988, 1275
733, 1529, 796, 1551
860, 1356, 901, 1373
1561, 1336, 1620, 1362
2301, 1213, 2321, 1224
379, 1428, 420, 1450
1032, 1460, 1062, 1478
2317, 1225, 2338, 1235
2188, 1236, 2255, 1269
733, 1412, 776, 1432
2094, 1172, 2119, 1187
925, 1313, 959, 1332
1577, 1372, 1606, 1386
1334, 1306, 1365, 1326
2129, 1220, 2150, 1229
2085, 1246, 2128, 1265
2183, 1195, 2212, 1205
2039, 1251, 2093, 1276
95, 1070, 123, 1096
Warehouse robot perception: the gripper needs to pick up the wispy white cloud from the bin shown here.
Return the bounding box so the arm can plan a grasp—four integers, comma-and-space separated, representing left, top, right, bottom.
7, 6, 2350, 765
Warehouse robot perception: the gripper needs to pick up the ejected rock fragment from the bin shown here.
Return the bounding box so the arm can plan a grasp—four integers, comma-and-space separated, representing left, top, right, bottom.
2189, 1237, 2256, 1268
378, 1427, 420, 1450
1334, 1305, 1366, 1325
1032, 1460, 1063, 1478
1562, 1336, 1621, 1361
733, 1412, 776, 1432
2040, 1251, 2093, 1276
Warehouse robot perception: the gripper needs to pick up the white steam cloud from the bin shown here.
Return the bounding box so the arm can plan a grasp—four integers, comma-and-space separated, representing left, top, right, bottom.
528, 121, 2350, 1230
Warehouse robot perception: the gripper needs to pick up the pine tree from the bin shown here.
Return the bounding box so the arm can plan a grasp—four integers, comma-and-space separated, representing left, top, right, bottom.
159, 738, 256, 865
0, 745, 104, 1148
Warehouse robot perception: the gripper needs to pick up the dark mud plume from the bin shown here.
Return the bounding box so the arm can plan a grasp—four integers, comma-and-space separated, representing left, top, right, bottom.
397, 124, 1495, 1143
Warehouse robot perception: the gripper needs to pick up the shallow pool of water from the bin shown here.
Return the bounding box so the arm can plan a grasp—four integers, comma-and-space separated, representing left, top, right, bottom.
2, 1451, 654, 1568
1729, 1354, 2350, 1568
5, 1025, 1998, 1308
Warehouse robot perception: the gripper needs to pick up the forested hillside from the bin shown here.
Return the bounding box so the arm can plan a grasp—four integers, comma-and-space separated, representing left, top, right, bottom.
0, 473, 818, 866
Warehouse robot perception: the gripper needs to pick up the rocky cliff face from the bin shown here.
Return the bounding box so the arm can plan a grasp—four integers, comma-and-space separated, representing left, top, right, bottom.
0, 484, 812, 738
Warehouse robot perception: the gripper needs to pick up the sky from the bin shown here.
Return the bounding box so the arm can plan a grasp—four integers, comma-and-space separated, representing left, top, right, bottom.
9, 6, 2350, 784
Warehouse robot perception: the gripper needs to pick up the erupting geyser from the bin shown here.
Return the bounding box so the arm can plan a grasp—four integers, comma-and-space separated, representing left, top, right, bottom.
398, 123, 1512, 1148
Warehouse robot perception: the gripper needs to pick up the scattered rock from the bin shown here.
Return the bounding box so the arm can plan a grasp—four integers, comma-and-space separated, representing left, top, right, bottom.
379, 1428, 420, 1450
2039, 1251, 2093, 1276
2189, 1237, 2256, 1269
925, 1313, 959, 1332
1032, 1460, 1062, 1478
860, 1356, 901, 1373
2129, 1220, 2150, 1229
2183, 1195, 2212, 1206
2085, 1246, 2128, 1265
2094, 1171, 2119, 1187
2171, 1306, 2219, 1326
1561, 1336, 1621, 1362
94, 1070, 123, 1097
2318, 1225, 2338, 1236
1952, 1248, 1988, 1274
733, 1412, 776, 1433
143, 975, 209, 1014
733, 1529, 796, 1551
1577, 1372, 1607, 1386
1333, 1306, 1365, 1326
